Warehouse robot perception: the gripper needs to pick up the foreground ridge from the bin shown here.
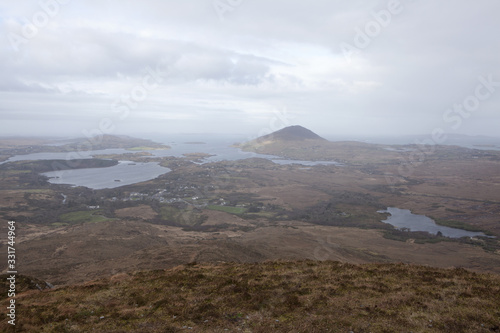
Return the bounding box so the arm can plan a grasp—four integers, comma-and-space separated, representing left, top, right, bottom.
3, 260, 500, 332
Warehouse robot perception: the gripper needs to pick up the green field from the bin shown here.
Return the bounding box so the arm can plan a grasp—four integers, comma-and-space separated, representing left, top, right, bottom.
207, 205, 247, 214
59, 210, 111, 224
50, 222, 70, 227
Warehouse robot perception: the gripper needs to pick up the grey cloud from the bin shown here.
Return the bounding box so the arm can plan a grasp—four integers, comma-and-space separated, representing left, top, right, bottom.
0, 0, 499, 138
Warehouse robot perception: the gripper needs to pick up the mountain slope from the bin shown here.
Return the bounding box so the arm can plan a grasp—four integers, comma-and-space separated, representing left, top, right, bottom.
239, 125, 335, 160
256, 125, 327, 142
4, 260, 500, 332
239, 125, 387, 162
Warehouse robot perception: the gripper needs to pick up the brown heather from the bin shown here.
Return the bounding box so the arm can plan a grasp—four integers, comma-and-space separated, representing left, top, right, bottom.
2, 260, 500, 332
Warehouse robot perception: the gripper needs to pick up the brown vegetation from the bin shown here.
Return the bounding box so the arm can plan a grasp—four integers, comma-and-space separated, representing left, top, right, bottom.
2, 260, 499, 332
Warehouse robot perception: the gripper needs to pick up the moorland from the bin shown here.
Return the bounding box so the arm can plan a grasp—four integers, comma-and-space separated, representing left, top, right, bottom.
0, 127, 499, 331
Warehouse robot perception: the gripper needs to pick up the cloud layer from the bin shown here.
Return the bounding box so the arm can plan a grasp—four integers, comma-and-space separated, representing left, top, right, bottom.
1, 0, 499, 139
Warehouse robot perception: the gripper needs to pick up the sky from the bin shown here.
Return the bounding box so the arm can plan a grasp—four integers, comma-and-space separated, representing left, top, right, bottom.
1, 0, 499, 140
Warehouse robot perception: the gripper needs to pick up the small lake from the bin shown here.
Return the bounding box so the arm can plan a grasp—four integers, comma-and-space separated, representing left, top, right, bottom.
42, 161, 170, 189
378, 207, 490, 238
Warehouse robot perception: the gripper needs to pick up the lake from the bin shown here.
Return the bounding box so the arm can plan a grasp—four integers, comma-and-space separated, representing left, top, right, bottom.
3, 138, 340, 189
378, 207, 490, 238
42, 161, 171, 190
1, 140, 341, 166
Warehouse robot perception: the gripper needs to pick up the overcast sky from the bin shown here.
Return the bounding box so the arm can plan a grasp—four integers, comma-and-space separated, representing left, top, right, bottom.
1, 0, 499, 140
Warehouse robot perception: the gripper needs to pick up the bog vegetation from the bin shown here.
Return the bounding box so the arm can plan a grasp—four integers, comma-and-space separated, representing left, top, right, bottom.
2, 260, 499, 332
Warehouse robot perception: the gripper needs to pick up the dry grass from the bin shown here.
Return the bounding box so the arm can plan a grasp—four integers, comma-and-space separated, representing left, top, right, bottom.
3, 260, 500, 332
114, 205, 158, 220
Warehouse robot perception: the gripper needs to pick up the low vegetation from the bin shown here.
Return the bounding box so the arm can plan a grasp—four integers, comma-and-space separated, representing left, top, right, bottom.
3, 260, 500, 332
155, 204, 207, 227
432, 218, 492, 234
207, 204, 247, 214
58, 210, 112, 225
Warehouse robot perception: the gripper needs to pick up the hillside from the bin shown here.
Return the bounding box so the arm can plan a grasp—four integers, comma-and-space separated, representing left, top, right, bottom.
239, 126, 390, 163
240, 126, 326, 152
257, 125, 327, 142
67, 135, 171, 151
3, 260, 499, 332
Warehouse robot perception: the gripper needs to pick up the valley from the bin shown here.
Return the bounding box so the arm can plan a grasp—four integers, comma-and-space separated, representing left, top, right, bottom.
1, 128, 500, 288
